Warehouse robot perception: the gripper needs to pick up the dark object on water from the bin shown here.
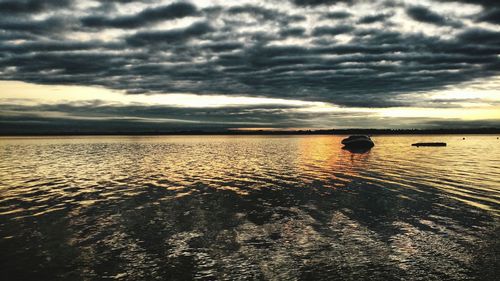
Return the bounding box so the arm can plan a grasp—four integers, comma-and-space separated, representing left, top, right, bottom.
412, 142, 447, 147
341, 135, 374, 149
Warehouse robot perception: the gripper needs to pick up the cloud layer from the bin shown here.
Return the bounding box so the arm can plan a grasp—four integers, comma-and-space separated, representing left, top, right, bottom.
0, 0, 499, 130
3, 100, 497, 133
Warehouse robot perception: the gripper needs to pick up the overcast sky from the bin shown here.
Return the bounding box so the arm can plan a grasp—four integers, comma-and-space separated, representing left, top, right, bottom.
1, 0, 499, 132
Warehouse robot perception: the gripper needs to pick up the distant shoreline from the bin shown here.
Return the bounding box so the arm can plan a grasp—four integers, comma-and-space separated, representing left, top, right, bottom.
1, 128, 499, 136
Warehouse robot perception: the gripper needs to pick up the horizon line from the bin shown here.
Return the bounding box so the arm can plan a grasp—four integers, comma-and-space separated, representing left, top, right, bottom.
1, 127, 499, 137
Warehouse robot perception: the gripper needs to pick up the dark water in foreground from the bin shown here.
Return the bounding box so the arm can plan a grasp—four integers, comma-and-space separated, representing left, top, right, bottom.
0, 135, 499, 281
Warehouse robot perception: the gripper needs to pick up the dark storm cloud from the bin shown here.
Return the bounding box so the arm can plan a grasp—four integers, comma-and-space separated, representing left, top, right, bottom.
322, 11, 352, 19
126, 21, 213, 46
0, 41, 115, 55
312, 25, 354, 36
0, 17, 71, 35
81, 2, 197, 29
437, 0, 500, 8
0, 0, 499, 113
279, 27, 306, 38
458, 28, 500, 45
292, 0, 353, 6
477, 8, 500, 24
358, 13, 393, 24
201, 42, 244, 52
227, 5, 305, 24
1, 52, 135, 75
406, 6, 462, 27
0, 0, 72, 14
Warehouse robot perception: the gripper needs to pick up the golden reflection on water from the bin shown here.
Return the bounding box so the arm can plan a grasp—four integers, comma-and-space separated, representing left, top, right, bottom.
295, 136, 372, 186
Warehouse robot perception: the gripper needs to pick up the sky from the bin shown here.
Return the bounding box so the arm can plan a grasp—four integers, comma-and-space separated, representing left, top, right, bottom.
1, 0, 499, 133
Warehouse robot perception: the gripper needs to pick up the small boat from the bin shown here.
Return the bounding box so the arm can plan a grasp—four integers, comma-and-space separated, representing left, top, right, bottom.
411, 142, 446, 147
341, 135, 374, 149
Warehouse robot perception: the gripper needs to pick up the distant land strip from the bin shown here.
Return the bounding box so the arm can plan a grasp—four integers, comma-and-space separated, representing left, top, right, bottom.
1, 128, 499, 136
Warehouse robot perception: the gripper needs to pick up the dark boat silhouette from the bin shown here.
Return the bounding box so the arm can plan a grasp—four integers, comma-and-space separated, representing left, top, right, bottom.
341, 135, 374, 149
411, 142, 446, 147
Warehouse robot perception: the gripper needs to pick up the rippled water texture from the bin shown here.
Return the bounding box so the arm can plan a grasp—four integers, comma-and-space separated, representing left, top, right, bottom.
1, 135, 499, 281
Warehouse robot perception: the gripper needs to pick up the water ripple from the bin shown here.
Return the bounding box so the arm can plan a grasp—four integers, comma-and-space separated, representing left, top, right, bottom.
0, 135, 498, 280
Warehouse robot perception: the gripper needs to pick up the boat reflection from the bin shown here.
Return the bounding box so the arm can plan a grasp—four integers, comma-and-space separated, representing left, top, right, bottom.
341, 145, 373, 154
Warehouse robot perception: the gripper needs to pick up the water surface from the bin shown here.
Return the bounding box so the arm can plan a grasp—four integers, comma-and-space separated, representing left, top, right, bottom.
0, 135, 499, 280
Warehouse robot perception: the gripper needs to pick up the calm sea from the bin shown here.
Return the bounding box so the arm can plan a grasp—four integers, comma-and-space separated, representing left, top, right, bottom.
0, 135, 499, 280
